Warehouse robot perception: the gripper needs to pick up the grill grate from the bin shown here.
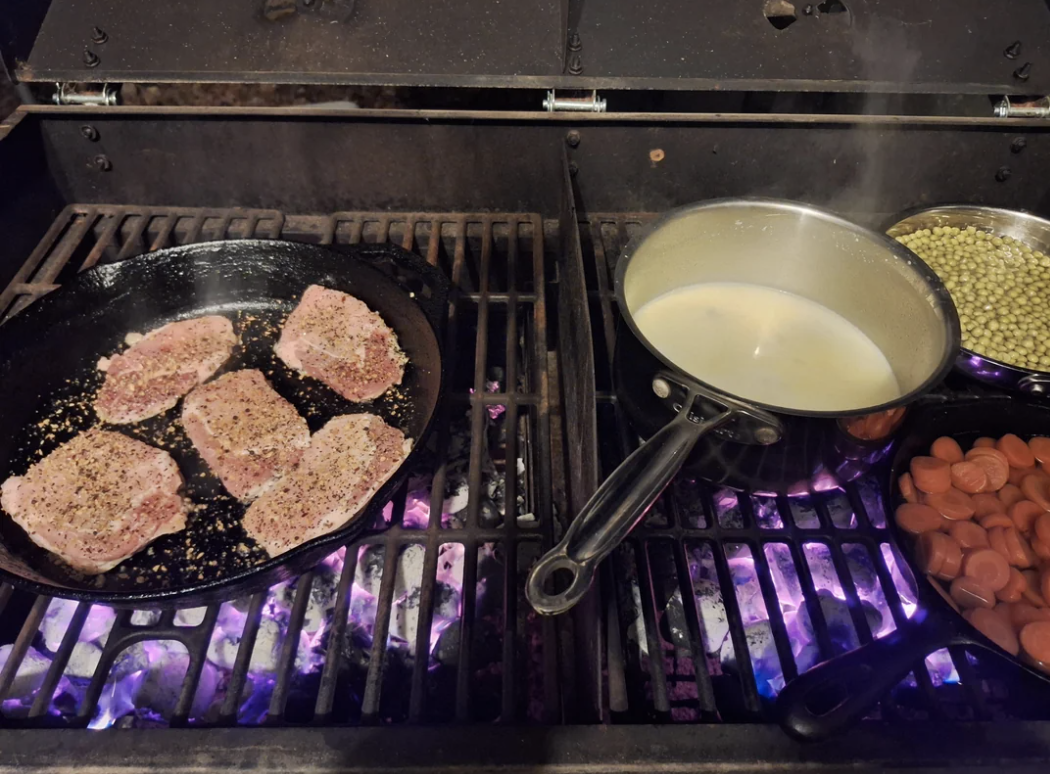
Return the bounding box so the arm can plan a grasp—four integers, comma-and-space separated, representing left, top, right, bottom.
0, 205, 560, 727
580, 214, 1050, 725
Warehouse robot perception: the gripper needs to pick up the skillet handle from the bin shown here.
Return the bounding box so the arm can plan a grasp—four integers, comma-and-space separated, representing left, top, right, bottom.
776, 617, 956, 742
339, 243, 452, 334
526, 405, 734, 616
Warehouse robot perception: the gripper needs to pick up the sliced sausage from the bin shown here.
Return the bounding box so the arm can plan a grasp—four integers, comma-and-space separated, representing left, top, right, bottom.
999, 483, 1026, 508
971, 493, 1003, 517
1022, 570, 1047, 607
967, 453, 1010, 492
1009, 500, 1045, 535
1036, 512, 1050, 546
996, 567, 1028, 603
998, 433, 1037, 469
924, 488, 975, 521
911, 456, 952, 494
949, 520, 989, 550
966, 607, 1020, 655
950, 576, 997, 609
931, 436, 965, 464
962, 548, 1012, 592
1029, 436, 1050, 465
950, 461, 988, 494
1021, 472, 1050, 511
973, 437, 998, 449
1031, 534, 1050, 562
1003, 601, 1050, 629
980, 513, 1015, 530
1019, 621, 1050, 666
1042, 567, 1050, 608
916, 531, 962, 579
895, 503, 944, 536
899, 472, 919, 504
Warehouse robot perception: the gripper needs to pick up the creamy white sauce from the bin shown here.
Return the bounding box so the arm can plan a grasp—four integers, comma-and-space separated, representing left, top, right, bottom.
632, 281, 901, 412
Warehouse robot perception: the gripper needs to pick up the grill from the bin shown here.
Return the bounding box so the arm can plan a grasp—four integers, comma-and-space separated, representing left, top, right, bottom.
6, 2, 1050, 757
0, 205, 561, 728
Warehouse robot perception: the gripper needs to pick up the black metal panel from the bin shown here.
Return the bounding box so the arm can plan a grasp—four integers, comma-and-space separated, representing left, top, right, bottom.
22, 0, 563, 85
574, 0, 1050, 94
568, 119, 1050, 223
28, 114, 565, 217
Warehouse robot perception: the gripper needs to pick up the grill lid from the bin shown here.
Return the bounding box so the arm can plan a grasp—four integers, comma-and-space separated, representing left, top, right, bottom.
13, 0, 1050, 94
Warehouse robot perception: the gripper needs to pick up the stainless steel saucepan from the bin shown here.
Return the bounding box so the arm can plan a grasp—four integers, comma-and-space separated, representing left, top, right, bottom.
527, 198, 960, 616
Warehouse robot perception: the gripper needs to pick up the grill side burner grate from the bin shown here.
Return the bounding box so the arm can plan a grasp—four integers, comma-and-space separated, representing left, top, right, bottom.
579, 214, 1050, 725
0, 205, 560, 728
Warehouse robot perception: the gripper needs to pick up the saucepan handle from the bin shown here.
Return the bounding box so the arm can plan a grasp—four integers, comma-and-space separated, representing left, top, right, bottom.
526, 405, 734, 616
776, 617, 957, 741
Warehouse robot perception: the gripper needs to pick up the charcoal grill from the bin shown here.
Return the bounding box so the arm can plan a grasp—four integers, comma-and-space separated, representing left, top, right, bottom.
4, 1, 1050, 770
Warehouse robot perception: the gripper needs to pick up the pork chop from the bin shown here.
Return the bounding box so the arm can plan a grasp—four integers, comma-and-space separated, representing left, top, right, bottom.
0, 429, 189, 574
182, 369, 310, 502
274, 285, 406, 402
96, 315, 238, 424
243, 414, 411, 557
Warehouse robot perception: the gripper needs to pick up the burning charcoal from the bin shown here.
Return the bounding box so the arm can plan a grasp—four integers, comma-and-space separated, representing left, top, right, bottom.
65, 642, 104, 680
693, 578, 730, 655
402, 487, 432, 529
248, 618, 283, 674
302, 568, 338, 637
444, 480, 469, 516
42, 599, 115, 652
720, 621, 781, 697
131, 610, 161, 626
516, 511, 536, 526
663, 588, 693, 654
0, 645, 51, 698
479, 497, 501, 527
175, 607, 208, 627
135, 652, 218, 720
389, 545, 425, 647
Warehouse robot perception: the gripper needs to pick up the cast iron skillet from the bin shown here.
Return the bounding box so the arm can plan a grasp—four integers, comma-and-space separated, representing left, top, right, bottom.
0, 240, 447, 607
776, 397, 1050, 741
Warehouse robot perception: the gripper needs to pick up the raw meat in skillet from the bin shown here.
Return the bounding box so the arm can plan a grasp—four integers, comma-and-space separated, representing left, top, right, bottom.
0, 429, 189, 574
242, 413, 411, 557
181, 369, 310, 502
95, 316, 238, 424
274, 285, 407, 401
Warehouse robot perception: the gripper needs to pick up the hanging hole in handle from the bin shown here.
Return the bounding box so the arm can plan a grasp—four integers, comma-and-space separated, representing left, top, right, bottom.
526, 554, 595, 615
1019, 374, 1050, 396
798, 663, 873, 716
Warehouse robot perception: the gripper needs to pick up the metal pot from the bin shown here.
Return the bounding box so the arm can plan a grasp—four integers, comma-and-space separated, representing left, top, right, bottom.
886, 205, 1050, 397
527, 198, 959, 616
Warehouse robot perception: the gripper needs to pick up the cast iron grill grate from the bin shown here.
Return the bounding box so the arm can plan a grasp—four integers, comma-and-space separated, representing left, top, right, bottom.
580, 214, 1050, 725
0, 205, 561, 728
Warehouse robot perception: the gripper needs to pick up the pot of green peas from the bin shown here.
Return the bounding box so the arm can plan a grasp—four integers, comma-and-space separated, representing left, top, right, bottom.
887, 205, 1050, 396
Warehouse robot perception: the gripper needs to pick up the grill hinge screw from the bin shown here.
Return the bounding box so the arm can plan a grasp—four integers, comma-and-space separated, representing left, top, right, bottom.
994, 95, 1050, 119
1011, 136, 1028, 153
565, 130, 581, 148
1014, 62, 1032, 81
543, 89, 606, 113
93, 154, 112, 172
567, 53, 584, 75
568, 32, 582, 52
80, 125, 100, 141
91, 26, 108, 44
83, 48, 100, 68
1004, 41, 1022, 60
995, 166, 1012, 182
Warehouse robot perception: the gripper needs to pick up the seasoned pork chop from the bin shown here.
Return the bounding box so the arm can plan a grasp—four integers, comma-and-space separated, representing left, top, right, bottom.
243, 414, 410, 557
182, 369, 310, 502
0, 429, 189, 574
96, 316, 238, 424
274, 285, 406, 402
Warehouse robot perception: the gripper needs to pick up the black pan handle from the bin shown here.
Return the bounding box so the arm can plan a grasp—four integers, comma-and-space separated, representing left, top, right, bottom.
336, 243, 451, 334
776, 615, 957, 742
526, 404, 734, 615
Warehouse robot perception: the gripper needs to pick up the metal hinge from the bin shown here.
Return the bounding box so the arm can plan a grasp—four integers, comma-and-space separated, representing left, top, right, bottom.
994, 96, 1050, 119
53, 83, 120, 107
543, 89, 607, 113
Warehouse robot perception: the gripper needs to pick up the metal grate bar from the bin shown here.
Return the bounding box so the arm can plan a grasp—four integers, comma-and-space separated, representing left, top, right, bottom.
633, 542, 671, 714
499, 219, 520, 722
0, 584, 12, 617
407, 220, 468, 722
360, 536, 402, 722
314, 546, 359, 721
219, 592, 266, 724
669, 536, 719, 720
148, 213, 178, 252
268, 572, 315, 722
81, 213, 124, 270
116, 212, 151, 260
0, 207, 75, 315
28, 601, 90, 718
171, 605, 221, 726
0, 595, 51, 703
